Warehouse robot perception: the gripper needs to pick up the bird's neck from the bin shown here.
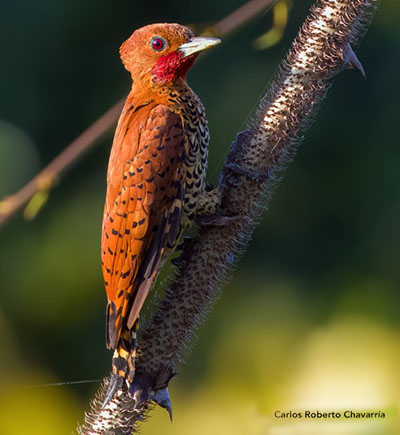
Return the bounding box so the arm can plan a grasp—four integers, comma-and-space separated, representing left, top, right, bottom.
128, 78, 195, 111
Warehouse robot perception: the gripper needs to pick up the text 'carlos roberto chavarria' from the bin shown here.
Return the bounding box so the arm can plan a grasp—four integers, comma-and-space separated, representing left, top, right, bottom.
274, 410, 386, 419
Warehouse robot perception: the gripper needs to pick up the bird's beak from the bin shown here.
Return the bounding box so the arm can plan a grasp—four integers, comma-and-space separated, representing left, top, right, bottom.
178, 37, 221, 58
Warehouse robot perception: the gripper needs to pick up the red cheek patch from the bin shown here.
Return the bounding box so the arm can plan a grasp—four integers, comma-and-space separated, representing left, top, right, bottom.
151, 51, 197, 83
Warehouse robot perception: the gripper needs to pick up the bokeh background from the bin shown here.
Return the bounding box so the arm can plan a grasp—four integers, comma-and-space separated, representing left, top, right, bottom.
1, 1, 399, 434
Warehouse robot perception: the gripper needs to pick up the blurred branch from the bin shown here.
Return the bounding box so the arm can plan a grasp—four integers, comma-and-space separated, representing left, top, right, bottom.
0, 0, 276, 228
210, 0, 277, 35
0, 100, 124, 226
77, 0, 378, 433
253, 0, 290, 50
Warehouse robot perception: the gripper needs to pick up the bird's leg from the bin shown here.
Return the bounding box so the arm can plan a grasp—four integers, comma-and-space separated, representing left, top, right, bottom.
224, 161, 270, 182
224, 130, 271, 182
195, 186, 237, 226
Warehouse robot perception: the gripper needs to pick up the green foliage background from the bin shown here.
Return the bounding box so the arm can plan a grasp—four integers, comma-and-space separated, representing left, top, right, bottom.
0, 1, 399, 434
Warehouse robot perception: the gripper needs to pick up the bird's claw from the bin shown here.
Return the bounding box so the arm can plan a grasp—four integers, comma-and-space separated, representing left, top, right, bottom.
171, 254, 184, 267
175, 236, 192, 251
224, 161, 270, 182
195, 212, 238, 226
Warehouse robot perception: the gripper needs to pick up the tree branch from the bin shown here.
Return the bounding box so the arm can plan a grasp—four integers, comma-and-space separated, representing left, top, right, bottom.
77, 0, 379, 433
0, 0, 276, 228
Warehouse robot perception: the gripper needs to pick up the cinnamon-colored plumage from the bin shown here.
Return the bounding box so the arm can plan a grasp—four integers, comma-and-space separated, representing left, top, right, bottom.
101, 23, 220, 404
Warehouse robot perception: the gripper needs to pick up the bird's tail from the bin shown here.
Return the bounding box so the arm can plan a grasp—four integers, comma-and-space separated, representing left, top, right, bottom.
102, 318, 139, 407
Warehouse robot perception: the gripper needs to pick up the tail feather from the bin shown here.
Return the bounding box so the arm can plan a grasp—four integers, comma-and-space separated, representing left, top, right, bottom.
102, 319, 139, 408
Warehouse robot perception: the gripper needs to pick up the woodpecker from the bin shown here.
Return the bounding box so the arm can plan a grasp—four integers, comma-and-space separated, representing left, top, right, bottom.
101, 23, 221, 407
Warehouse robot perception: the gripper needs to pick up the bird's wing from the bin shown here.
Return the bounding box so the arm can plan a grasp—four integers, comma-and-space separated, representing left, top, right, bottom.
101, 103, 187, 349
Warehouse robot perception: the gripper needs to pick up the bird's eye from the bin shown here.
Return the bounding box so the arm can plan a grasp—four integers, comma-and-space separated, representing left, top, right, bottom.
151, 37, 166, 52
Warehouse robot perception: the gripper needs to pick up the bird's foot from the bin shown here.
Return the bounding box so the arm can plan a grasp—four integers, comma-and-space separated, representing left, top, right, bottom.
171, 254, 184, 267
224, 161, 270, 182
175, 236, 193, 252
223, 129, 271, 183
195, 212, 237, 226
195, 185, 238, 226
171, 237, 193, 266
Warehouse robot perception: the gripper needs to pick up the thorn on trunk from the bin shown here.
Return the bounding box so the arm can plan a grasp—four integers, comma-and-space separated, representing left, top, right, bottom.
153, 387, 173, 421
341, 42, 366, 78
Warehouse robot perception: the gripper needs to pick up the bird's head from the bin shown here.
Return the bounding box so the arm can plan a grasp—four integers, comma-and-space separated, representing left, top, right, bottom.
120, 23, 220, 87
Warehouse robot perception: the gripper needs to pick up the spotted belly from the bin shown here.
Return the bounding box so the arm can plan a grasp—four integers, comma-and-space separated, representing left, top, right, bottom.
164, 86, 210, 221
182, 99, 209, 220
